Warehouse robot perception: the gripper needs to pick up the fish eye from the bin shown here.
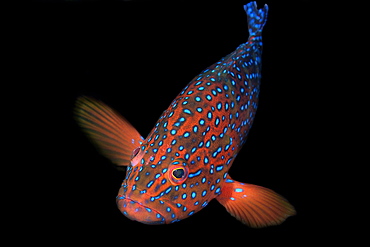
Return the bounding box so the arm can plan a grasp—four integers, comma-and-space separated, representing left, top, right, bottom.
172, 168, 185, 179
168, 160, 189, 185
131, 147, 140, 159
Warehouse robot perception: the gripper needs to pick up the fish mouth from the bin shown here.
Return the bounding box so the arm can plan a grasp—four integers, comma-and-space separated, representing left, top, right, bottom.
116, 195, 166, 225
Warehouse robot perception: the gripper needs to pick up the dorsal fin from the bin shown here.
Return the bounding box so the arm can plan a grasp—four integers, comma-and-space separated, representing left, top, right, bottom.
74, 96, 143, 167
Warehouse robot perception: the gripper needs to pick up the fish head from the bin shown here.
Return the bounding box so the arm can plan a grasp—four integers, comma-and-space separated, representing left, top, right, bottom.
116, 139, 220, 224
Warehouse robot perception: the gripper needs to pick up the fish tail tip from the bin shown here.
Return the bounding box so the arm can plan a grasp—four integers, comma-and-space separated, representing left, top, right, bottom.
243, 1, 268, 36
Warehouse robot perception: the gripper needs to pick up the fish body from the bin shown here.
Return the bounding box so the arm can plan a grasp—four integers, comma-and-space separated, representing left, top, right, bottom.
75, 2, 295, 227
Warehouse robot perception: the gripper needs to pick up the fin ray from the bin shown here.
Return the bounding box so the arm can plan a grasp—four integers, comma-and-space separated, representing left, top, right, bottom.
75, 96, 143, 167
217, 175, 296, 228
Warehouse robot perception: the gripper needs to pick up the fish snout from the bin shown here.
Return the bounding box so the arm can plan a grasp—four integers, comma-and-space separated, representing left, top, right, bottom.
116, 195, 166, 225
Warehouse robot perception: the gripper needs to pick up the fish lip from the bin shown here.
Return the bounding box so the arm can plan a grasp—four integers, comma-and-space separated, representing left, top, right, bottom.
118, 195, 166, 224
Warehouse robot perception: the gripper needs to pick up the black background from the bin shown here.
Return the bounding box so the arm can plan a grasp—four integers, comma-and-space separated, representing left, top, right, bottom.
10, 0, 335, 245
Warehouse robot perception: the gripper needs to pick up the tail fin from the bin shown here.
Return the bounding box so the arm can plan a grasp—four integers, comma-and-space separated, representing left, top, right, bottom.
244, 1, 268, 37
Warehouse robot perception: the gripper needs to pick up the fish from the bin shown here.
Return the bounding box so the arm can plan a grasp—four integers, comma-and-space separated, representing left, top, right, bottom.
75, 2, 296, 227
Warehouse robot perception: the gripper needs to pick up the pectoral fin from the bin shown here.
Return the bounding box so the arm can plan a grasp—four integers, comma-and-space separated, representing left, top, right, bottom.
217, 175, 296, 228
74, 96, 143, 167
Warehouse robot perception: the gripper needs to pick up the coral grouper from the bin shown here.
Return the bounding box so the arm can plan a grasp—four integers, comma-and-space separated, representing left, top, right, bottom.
75, 2, 296, 227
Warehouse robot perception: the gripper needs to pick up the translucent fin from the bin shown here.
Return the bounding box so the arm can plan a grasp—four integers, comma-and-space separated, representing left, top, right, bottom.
217, 175, 296, 228
74, 96, 143, 167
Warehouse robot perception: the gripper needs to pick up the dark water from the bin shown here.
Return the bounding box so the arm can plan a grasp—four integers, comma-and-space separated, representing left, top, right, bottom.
12, 0, 330, 245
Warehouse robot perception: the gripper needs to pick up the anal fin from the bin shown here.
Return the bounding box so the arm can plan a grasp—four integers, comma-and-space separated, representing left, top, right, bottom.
217, 175, 296, 228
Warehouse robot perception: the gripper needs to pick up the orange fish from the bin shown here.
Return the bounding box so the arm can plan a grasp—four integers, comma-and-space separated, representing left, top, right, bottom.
75, 2, 295, 227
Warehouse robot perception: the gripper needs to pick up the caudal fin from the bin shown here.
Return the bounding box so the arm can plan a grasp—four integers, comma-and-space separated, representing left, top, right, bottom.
217, 175, 296, 228
244, 1, 268, 37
